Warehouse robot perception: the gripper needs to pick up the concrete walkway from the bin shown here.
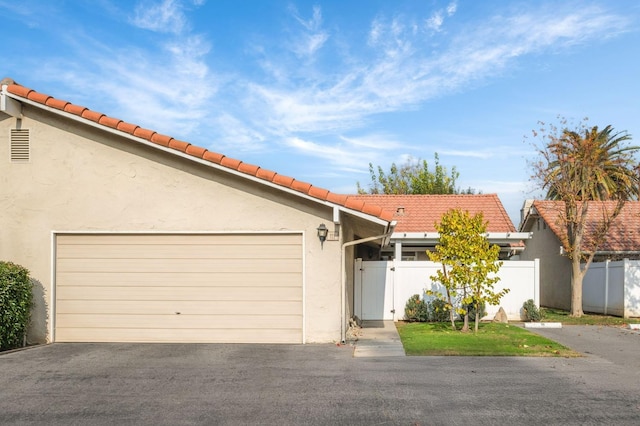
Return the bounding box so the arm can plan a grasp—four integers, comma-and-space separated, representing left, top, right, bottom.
353, 320, 406, 357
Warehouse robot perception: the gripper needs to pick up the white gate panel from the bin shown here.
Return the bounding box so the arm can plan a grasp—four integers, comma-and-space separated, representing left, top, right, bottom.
356, 259, 539, 321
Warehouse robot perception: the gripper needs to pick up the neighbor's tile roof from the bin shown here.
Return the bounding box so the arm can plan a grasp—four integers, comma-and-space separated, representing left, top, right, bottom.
350, 194, 516, 233
1, 78, 393, 223
533, 200, 640, 252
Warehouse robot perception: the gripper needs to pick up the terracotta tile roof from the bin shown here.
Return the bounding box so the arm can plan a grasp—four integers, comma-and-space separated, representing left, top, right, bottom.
532, 200, 640, 253
1, 78, 393, 223
350, 194, 516, 233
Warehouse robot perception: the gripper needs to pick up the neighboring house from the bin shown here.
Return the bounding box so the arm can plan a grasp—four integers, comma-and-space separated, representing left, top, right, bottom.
0, 78, 397, 345
350, 194, 531, 260
518, 199, 640, 311
349, 195, 537, 322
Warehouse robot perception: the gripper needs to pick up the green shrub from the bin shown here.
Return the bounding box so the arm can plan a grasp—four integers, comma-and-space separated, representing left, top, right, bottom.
429, 298, 451, 322
0, 262, 33, 350
405, 294, 429, 322
523, 299, 543, 322
463, 297, 487, 321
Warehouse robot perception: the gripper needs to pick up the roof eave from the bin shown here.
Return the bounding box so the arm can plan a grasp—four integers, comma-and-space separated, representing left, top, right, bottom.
4, 87, 390, 228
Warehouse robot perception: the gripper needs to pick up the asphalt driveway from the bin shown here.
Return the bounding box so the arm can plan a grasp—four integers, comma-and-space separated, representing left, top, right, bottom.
1, 329, 639, 425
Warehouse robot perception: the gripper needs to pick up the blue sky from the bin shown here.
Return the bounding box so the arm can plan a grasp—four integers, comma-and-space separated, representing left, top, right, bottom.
3, 0, 640, 224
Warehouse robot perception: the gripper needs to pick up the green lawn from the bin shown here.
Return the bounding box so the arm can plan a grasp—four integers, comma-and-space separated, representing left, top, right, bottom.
396, 321, 579, 357
540, 307, 640, 325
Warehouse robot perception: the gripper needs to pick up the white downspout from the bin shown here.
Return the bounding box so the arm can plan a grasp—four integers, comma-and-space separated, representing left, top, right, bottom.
340, 221, 396, 343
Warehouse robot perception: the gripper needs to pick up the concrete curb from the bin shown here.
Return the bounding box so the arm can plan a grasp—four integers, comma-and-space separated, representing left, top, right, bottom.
524, 322, 562, 329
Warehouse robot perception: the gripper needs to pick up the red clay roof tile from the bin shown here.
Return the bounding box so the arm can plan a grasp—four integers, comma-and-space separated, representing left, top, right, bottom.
28, 91, 51, 104
350, 194, 516, 233
8, 85, 31, 98
290, 180, 312, 193
3, 80, 393, 224
116, 121, 138, 134
326, 193, 348, 205
202, 151, 224, 164
237, 162, 260, 175
272, 174, 295, 187
308, 186, 330, 200
168, 139, 190, 152
532, 200, 640, 253
98, 116, 122, 129
344, 198, 365, 211
133, 127, 155, 140
64, 104, 87, 115
185, 145, 207, 158
255, 168, 277, 181
45, 98, 69, 111
150, 133, 172, 147
220, 156, 242, 169
81, 110, 104, 123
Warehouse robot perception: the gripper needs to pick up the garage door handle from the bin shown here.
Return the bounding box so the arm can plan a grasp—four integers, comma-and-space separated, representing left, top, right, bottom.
175, 312, 181, 315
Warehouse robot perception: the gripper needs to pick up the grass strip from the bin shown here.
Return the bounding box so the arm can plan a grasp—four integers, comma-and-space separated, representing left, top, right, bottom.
540, 308, 640, 326
396, 322, 579, 357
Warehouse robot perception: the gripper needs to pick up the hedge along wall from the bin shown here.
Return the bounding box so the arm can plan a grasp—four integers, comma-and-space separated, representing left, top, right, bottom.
0, 261, 33, 350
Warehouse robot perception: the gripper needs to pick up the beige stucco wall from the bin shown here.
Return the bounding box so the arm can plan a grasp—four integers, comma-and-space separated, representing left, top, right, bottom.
520, 217, 571, 310
0, 106, 383, 344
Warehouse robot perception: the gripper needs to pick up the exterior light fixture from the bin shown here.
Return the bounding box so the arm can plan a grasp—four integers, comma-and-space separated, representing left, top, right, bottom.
317, 223, 329, 248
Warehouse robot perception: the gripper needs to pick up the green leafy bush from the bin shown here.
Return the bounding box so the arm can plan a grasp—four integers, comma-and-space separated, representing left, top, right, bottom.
523, 299, 543, 322
0, 262, 33, 350
429, 298, 451, 322
405, 294, 429, 322
463, 297, 487, 321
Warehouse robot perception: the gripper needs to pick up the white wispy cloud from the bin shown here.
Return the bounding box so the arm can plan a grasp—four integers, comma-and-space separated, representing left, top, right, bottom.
339, 134, 406, 150
131, 0, 188, 34
209, 113, 266, 151
288, 5, 329, 58
239, 4, 628, 144
12, 1, 630, 178
426, 1, 457, 32
426, 12, 444, 32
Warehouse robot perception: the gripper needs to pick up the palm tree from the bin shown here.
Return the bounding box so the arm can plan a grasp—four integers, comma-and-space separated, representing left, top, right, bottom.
535, 123, 640, 317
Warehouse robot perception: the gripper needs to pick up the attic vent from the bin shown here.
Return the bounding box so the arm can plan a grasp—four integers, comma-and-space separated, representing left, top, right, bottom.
10, 129, 29, 162
396, 206, 405, 215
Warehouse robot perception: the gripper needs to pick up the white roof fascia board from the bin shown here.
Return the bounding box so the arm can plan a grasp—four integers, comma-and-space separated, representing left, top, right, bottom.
1, 85, 23, 117
391, 232, 532, 242
7, 92, 389, 228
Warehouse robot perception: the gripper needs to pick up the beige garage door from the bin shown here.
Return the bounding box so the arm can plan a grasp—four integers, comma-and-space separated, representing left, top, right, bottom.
55, 233, 303, 343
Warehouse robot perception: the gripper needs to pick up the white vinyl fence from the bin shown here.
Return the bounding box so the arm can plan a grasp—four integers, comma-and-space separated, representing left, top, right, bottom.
583, 260, 640, 317
354, 259, 539, 321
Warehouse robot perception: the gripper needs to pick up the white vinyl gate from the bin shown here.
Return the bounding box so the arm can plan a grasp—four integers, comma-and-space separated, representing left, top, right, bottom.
354, 259, 539, 321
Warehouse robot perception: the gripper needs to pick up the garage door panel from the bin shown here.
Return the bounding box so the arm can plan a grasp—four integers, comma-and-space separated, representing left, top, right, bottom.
55, 233, 304, 343
56, 272, 302, 287
56, 313, 302, 329
57, 244, 301, 259
58, 234, 300, 246
57, 286, 302, 301
57, 258, 302, 273
57, 300, 302, 315
56, 327, 303, 344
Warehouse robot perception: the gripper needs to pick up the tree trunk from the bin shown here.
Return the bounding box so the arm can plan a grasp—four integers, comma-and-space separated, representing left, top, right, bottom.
461, 313, 469, 333
570, 256, 584, 317
446, 287, 456, 331
474, 301, 480, 333
461, 287, 469, 332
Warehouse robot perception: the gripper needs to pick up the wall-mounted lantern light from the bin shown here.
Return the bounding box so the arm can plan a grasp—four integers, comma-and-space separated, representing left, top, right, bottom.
317, 223, 329, 249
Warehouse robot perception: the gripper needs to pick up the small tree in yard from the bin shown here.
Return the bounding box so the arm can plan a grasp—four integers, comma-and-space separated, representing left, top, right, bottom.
428, 209, 507, 333
530, 117, 640, 317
